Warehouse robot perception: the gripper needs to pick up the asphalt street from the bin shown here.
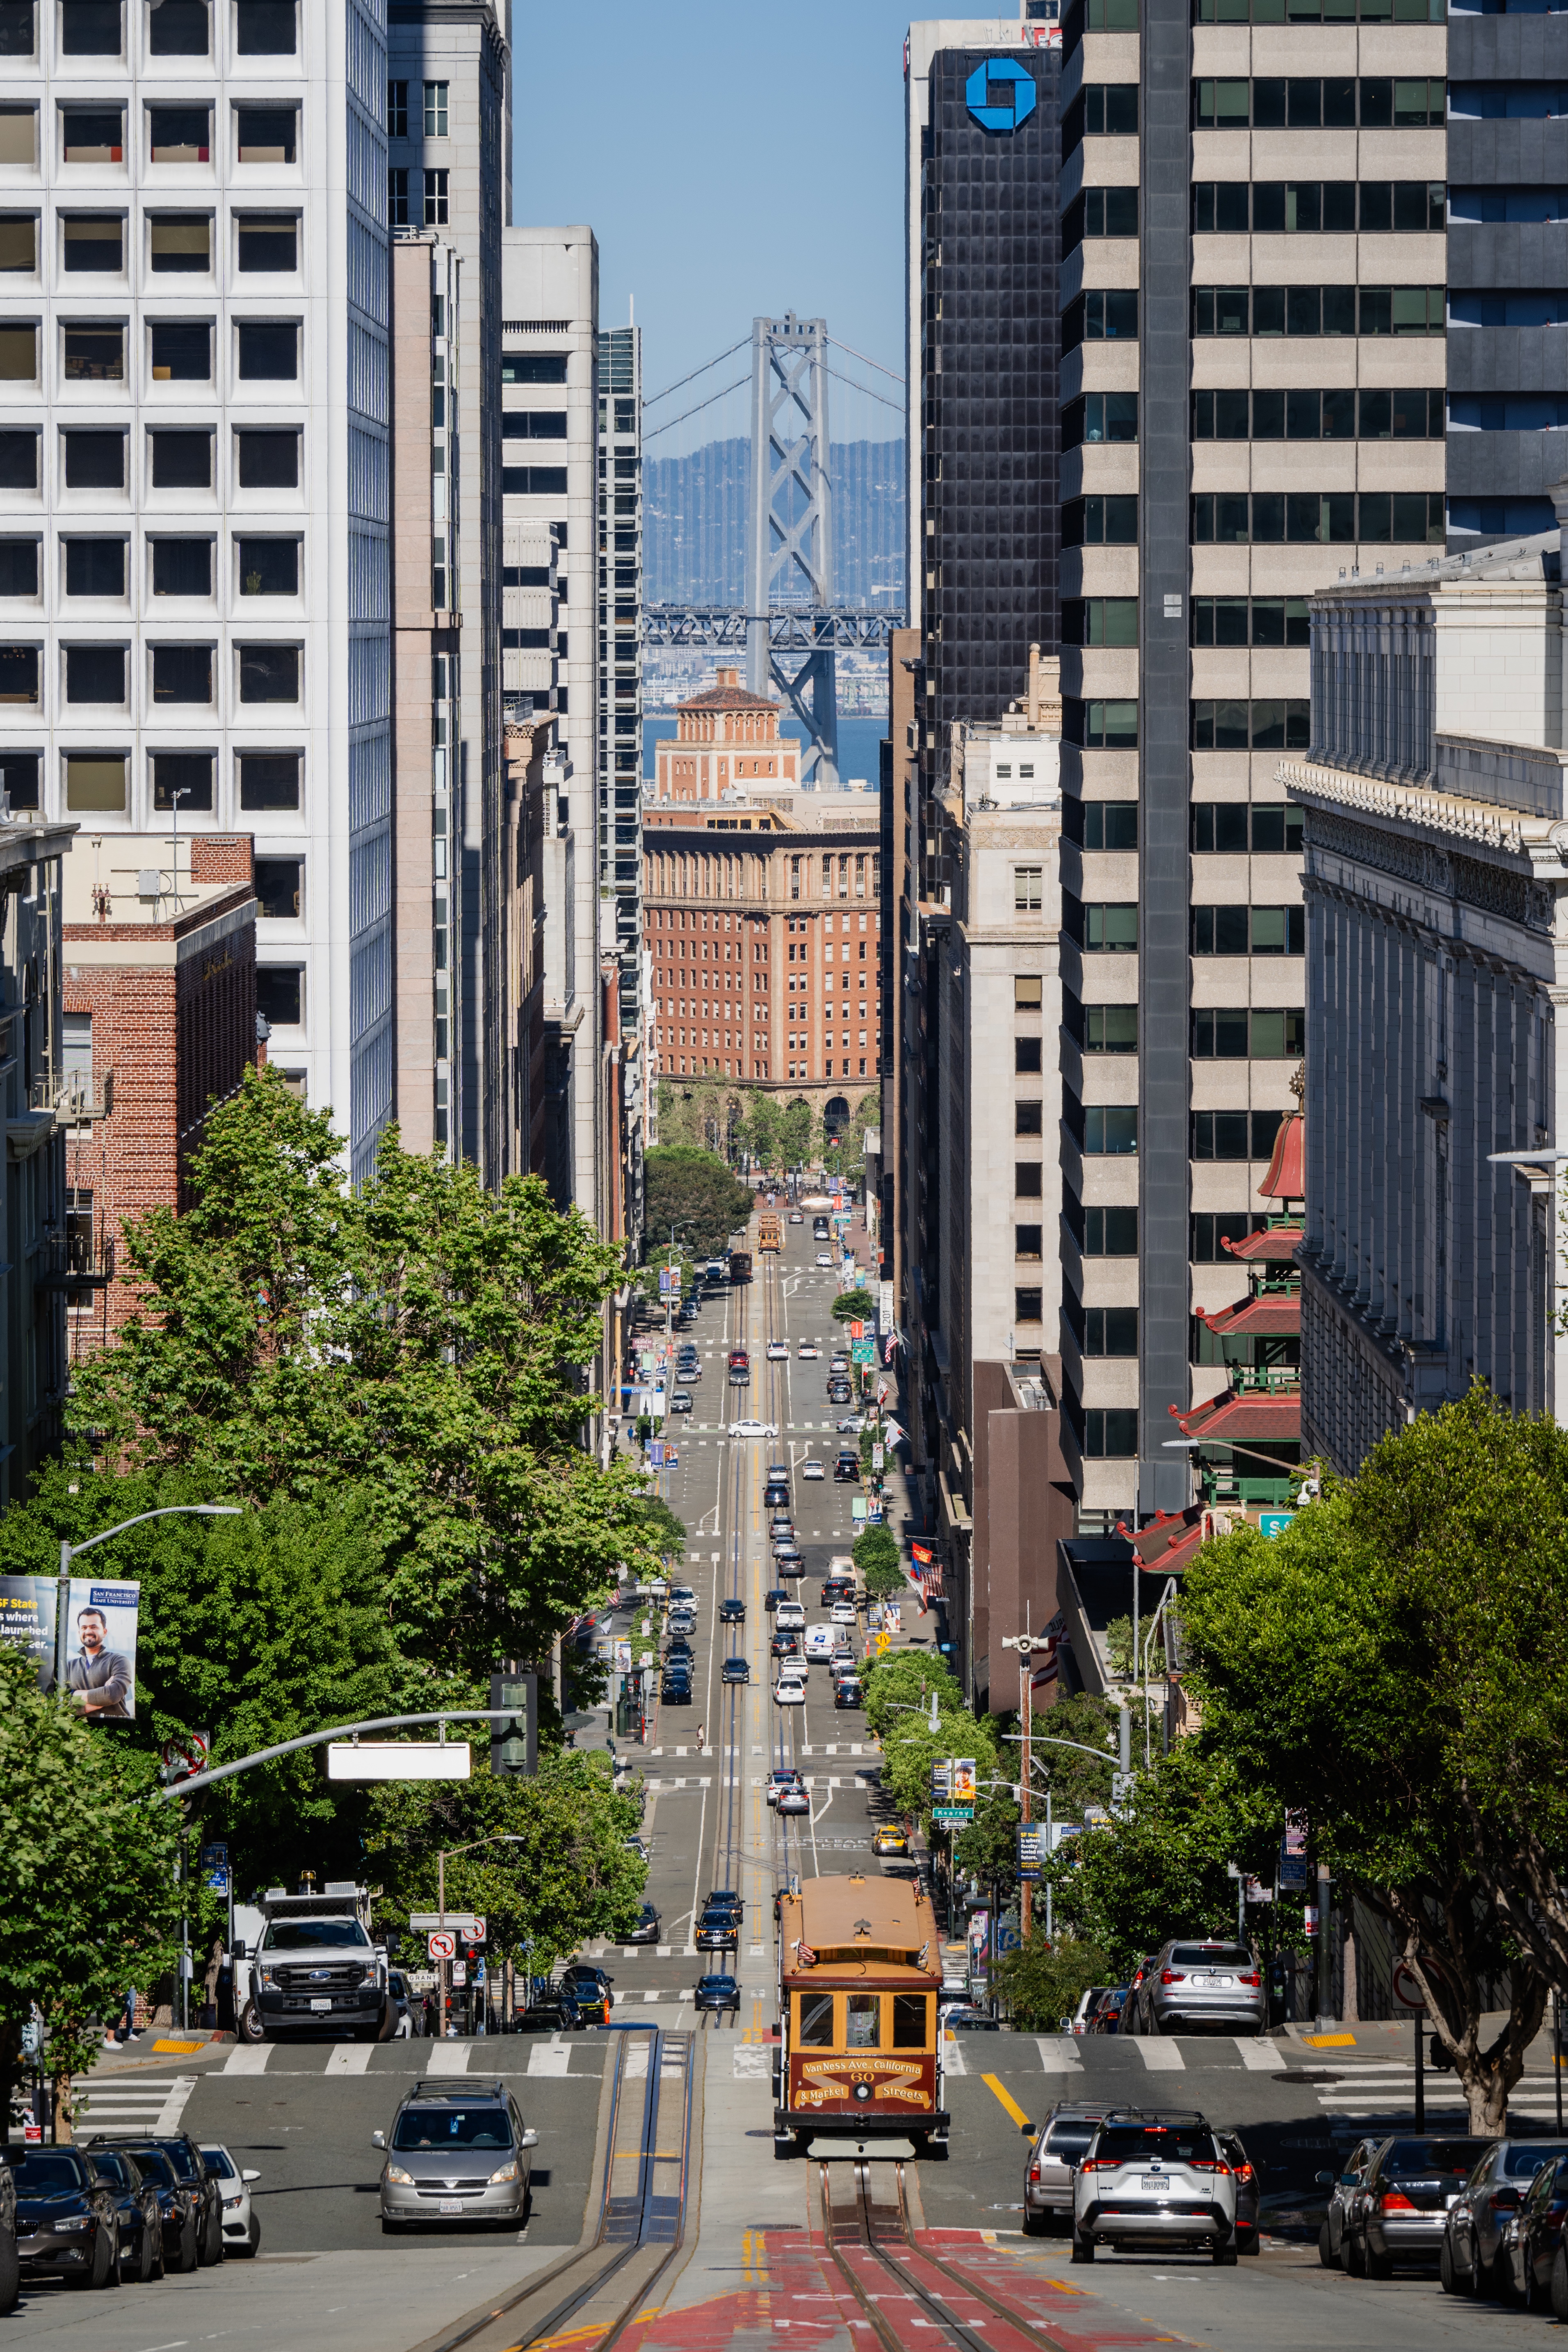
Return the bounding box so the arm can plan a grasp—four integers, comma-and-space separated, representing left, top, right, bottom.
8, 1216, 1567, 2350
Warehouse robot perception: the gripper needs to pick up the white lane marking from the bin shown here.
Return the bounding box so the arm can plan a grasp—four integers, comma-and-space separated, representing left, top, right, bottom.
943, 2033, 968, 2076
734, 2045, 773, 2078
1035, 2035, 1083, 2072
1132, 2039, 1187, 2070
433, 2040, 473, 2072
325, 2043, 373, 2075
526, 2037, 571, 2077
223, 2044, 274, 2075
657, 1946, 672, 1957
1235, 2037, 1279, 2070
155, 2077, 199, 2131
644, 1991, 662, 2003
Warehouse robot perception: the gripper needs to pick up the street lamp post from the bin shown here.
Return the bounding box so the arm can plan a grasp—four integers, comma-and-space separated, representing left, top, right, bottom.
53, 1503, 242, 2030
435, 1832, 523, 2037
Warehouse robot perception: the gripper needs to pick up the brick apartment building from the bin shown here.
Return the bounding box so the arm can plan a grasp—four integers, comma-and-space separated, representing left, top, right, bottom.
61, 833, 258, 1345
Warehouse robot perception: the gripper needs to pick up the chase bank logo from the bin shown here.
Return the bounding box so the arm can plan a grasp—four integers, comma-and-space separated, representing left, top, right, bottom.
965, 56, 1037, 132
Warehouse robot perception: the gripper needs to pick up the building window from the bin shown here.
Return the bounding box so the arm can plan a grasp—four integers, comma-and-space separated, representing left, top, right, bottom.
1193, 1007, 1306, 1060
148, 427, 210, 488
235, 0, 295, 53
1062, 82, 1139, 155
1191, 1109, 1285, 1160
0, 539, 38, 596
1083, 1004, 1137, 1053
1083, 1307, 1138, 1356
423, 168, 448, 226
1061, 391, 1138, 449
149, 214, 210, 274
1066, 699, 1139, 749
65, 644, 125, 703
1015, 1288, 1044, 1325
64, 753, 126, 810
235, 105, 297, 164
151, 749, 212, 809
386, 79, 408, 137
237, 320, 297, 380
387, 167, 409, 227
1016, 1100, 1044, 1136
62, 214, 123, 273
1191, 905, 1305, 955
256, 966, 303, 1028
63, 324, 123, 382
1015, 975, 1042, 1010
1075, 801, 1138, 849
146, 104, 207, 162
1192, 388, 1443, 443
148, 0, 208, 55
0, 108, 38, 167
150, 320, 208, 381
238, 644, 299, 702
238, 538, 299, 595
62, 2, 121, 55
1063, 495, 1138, 546
1062, 598, 1138, 649
1191, 281, 1446, 337
1016, 1225, 1043, 1260
0, 645, 38, 703
254, 855, 301, 919
236, 428, 299, 488
1014, 866, 1043, 910
423, 81, 448, 137
1082, 902, 1139, 951
1085, 1205, 1138, 1255
1015, 1037, 1043, 1074
502, 351, 568, 385
1190, 699, 1311, 750
238, 749, 300, 809
237, 214, 297, 272
1016, 1162, 1043, 1198
1063, 289, 1140, 348
1063, 186, 1140, 249
64, 538, 125, 596
0, 5, 33, 57
1192, 75, 1445, 129
151, 643, 211, 703
1190, 598, 1312, 648
1191, 1212, 1268, 1261
1084, 1408, 1139, 1457
1084, 1106, 1138, 1154
0, 213, 37, 273
0, 322, 34, 381
0, 750, 39, 807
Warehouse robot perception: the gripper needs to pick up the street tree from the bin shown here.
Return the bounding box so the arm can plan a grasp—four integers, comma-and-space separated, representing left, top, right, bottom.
0, 1645, 181, 2142
777, 1097, 815, 1170
995, 1932, 1111, 2033
743, 1093, 781, 1173
70, 1069, 661, 1687
643, 1145, 755, 1260
364, 1752, 647, 1989
1028, 1693, 1120, 1817
852, 1526, 904, 1600
1182, 1386, 1568, 2133
831, 1288, 876, 1326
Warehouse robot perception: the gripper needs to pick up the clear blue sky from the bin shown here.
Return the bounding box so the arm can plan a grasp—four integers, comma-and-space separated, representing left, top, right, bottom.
509, 0, 914, 450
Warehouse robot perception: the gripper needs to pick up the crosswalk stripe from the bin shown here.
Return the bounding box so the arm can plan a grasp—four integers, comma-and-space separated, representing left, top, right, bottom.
1035, 2035, 1083, 2073
155, 2078, 197, 2133
1236, 2037, 1279, 2071
223, 2044, 274, 2075
430, 2040, 472, 2073
1131, 2038, 1186, 2071
324, 2043, 373, 2075
943, 2033, 968, 2076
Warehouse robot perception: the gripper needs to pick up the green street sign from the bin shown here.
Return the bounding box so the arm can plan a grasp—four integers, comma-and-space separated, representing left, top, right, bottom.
932, 1805, 975, 1824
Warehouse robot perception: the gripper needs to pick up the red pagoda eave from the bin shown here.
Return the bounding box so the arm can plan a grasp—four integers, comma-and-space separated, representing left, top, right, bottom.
1171, 1389, 1302, 1445
1222, 1221, 1303, 1263
1199, 1296, 1302, 1338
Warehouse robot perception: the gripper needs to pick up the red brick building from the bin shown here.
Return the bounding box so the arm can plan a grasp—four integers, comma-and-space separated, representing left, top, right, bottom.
61, 833, 258, 1346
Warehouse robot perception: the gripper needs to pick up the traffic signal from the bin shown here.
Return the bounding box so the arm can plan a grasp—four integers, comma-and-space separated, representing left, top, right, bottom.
489, 1669, 536, 1778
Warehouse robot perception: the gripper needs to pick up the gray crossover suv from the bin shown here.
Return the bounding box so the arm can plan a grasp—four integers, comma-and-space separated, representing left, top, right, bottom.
1073, 2109, 1239, 2263
1024, 2103, 1111, 2234
1130, 1939, 1266, 2036
374, 2079, 536, 2232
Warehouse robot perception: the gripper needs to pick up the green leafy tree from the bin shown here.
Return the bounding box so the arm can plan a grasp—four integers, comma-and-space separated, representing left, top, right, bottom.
643, 1145, 755, 1261
0, 1646, 182, 2142
952, 1785, 1022, 1890
1183, 1387, 1568, 2134
861, 1650, 965, 1745
70, 1070, 659, 1687
831, 1287, 876, 1326
364, 1752, 647, 1987
995, 1933, 1111, 2033
0, 1466, 404, 1894
862, 1651, 998, 1825
778, 1097, 815, 1169
743, 1093, 781, 1173
853, 1525, 904, 1599
627, 1496, 687, 1565
1029, 1693, 1119, 1817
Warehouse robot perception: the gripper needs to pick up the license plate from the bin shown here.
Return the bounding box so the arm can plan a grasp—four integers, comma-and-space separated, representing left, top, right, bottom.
1139, 2176, 1170, 2192
1192, 1973, 1233, 1987
439, 2198, 463, 2214
310, 1996, 332, 2010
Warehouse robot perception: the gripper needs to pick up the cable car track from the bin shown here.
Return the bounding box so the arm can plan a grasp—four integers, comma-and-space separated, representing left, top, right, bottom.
819, 2159, 1070, 2352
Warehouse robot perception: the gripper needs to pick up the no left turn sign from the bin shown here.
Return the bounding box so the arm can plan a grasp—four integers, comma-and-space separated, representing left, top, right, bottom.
427, 1930, 456, 1962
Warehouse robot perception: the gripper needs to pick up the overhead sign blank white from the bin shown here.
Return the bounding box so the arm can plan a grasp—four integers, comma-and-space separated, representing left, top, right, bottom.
325, 1741, 471, 1781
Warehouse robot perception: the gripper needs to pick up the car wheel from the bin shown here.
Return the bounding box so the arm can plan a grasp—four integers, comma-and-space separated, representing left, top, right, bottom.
1070, 2234, 1095, 2264
1342, 2228, 1365, 2279
132, 2220, 155, 2284
238, 1999, 265, 2044
1237, 2230, 1260, 2257
198, 2208, 223, 2266
1212, 2242, 1239, 2267
0, 2229, 18, 2313
381, 2217, 404, 2236
1319, 2220, 1335, 2269
1440, 2236, 1462, 2295
242, 2217, 261, 2257
1022, 2210, 1048, 2238
173, 2215, 199, 2274
1497, 2253, 1522, 2309
75, 2224, 115, 2290
1365, 2242, 1393, 2281
1550, 2241, 1568, 2323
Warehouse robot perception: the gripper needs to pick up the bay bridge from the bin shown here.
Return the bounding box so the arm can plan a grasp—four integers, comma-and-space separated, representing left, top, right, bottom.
642, 314, 908, 784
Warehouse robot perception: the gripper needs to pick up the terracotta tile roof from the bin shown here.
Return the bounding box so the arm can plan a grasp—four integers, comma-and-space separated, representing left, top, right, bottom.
678, 683, 779, 715
1171, 1389, 1302, 1444
1118, 1506, 1210, 1576
1222, 1221, 1303, 1263
1260, 1111, 1304, 1204
1199, 1296, 1301, 1338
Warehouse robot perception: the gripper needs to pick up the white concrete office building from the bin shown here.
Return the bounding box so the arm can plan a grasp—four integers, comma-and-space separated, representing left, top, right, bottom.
0, 0, 393, 1178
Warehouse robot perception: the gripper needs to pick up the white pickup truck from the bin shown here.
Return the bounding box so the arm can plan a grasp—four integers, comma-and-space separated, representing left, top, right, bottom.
233, 1882, 390, 2044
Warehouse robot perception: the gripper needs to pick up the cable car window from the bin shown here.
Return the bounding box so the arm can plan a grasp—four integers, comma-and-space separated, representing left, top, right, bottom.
845, 1995, 881, 2049
892, 1995, 930, 2048
799, 1994, 835, 2047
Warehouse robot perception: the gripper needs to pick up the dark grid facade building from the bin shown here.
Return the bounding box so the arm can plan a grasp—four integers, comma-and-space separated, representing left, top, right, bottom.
922, 45, 1064, 781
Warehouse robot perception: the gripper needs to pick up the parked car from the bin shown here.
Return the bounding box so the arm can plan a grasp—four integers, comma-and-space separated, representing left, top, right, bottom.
721, 1656, 751, 1684
1072, 2111, 1239, 2264
0, 2150, 15, 2313
1441, 2137, 1568, 2296
1129, 1939, 1266, 2037
801, 1457, 825, 1479
1318, 2136, 1385, 2270
1024, 2103, 1112, 2236
373, 2078, 536, 2233
516, 1991, 589, 2032
14, 2146, 128, 2290
387, 1968, 421, 2037
84, 2144, 164, 2281
628, 1903, 662, 1945
830, 1353, 850, 1372
116, 2135, 223, 2268
1219, 2131, 1260, 2255
1067, 1986, 1118, 2036
827, 1384, 853, 1406
1086, 1989, 1127, 2035
720, 1597, 746, 1623
98, 2142, 200, 2272
695, 1973, 741, 2015
1499, 2151, 1568, 2311
1343, 2135, 1487, 2277
199, 2144, 262, 2258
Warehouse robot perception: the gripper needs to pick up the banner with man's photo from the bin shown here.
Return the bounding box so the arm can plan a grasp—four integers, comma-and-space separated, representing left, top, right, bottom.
0, 1574, 139, 1719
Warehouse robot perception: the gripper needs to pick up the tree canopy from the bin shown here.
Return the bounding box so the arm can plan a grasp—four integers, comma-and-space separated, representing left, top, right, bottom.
852, 1525, 904, 1599
831, 1288, 876, 1325
643, 1145, 755, 1261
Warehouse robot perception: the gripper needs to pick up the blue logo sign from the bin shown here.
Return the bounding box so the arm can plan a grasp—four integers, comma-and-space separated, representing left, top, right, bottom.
965, 56, 1037, 132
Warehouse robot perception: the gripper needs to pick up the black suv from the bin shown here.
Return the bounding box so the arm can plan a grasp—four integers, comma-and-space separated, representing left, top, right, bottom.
115, 2133, 223, 2266
11, 2144, 123, 2290
85, 2146, 164, 2281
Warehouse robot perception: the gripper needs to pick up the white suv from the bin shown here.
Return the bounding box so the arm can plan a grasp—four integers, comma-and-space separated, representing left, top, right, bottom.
1072, 2110, 1238, 2265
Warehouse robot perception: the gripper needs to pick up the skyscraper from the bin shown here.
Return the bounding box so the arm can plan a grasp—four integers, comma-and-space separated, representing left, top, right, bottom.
598, 319, 642, 1032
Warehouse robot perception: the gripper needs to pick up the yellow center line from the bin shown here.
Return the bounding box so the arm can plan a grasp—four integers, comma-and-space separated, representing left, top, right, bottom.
981, 2072, 1034, 2135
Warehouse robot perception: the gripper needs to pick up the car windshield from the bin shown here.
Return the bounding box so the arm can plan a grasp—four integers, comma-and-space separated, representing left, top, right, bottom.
200, 2149, 236, 2180
1168, 1944, 1251, 1969
1095, 2126, 1219, 2165
700, 1976, 736, 1989
1385, 2139, 1484, 2177
261, 1917, 370, 1950
14, 2154, 87, 2193
120, 2147, 177, 2188
91, 2153, 130, 2186
1045, 2122, 1096, 2158
1505, 2142, 1568, 2177
392, 2107, 514, 2150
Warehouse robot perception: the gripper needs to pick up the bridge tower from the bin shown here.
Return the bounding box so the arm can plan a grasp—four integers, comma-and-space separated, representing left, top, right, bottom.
745, 313, 839, 785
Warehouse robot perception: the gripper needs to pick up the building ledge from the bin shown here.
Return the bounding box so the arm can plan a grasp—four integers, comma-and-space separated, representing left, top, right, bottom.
1280, 758, 1538, 859
7, 1110, 55, 1161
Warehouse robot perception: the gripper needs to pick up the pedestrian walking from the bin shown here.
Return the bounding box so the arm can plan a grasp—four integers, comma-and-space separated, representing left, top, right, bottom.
695, 1722, 705, 1749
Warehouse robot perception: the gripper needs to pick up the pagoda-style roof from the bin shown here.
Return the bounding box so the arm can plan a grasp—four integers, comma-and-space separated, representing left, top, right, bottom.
678, 682, 778, 716
1171, 1386, 1301, 1446
1117, 1505, 1212, 1577
1222, 1220, 1303, 1264
1199, 1296, 1301, 1339
1260, 1111, 1303, 1205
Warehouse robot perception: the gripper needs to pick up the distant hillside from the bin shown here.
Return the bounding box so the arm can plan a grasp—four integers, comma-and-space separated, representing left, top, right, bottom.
644, 437, 906, 609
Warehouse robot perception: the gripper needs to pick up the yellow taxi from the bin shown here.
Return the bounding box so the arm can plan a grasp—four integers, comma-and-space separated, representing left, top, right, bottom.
872, 1826, 910, 1857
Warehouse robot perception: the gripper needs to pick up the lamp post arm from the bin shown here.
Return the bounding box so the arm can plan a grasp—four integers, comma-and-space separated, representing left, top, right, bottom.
153, 1710, 514, 1800
67, 1504, 242, 1564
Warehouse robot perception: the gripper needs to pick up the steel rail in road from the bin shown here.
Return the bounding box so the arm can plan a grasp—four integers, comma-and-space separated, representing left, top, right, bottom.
820, 2158, 1073, 2352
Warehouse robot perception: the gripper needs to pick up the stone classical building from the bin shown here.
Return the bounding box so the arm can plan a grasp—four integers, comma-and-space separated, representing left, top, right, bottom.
652, 669, 801, 801
1286, 515, 1568, 1472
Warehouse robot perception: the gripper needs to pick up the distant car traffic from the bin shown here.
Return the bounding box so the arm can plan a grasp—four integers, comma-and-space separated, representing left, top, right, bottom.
1025, 2103, 1112, 2235
1342, 2136, 1487, 2277
1127, 1939, 1266, 2036
833, 1676, 863, 1708
720, 1597, 746, 1623
801, 1458, 825, 1479
767, 1341, 790, 1360
767, 1770, 805, 1807
696, 1909, 739, 1951
798, 1341, 819, 1358
669, 1391, 693, 1414
815, 1252, 833, 1267
833, 1452, 860, 1480
778, 1786, 811, 1815
729, 1418, 779, 1439
1072, 2114, 1238, 2262
764, 1588, 788, 1614
628, 1904, 662, 1944
722, 1656, 751, 1684
374, 2080, 536, 2233
695, 1974, 741, 2015
774, 1677, 806, 1705
789, 1211, 804, 1223
831, 1601, 858, 1626
872, 1826, 909, 1856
